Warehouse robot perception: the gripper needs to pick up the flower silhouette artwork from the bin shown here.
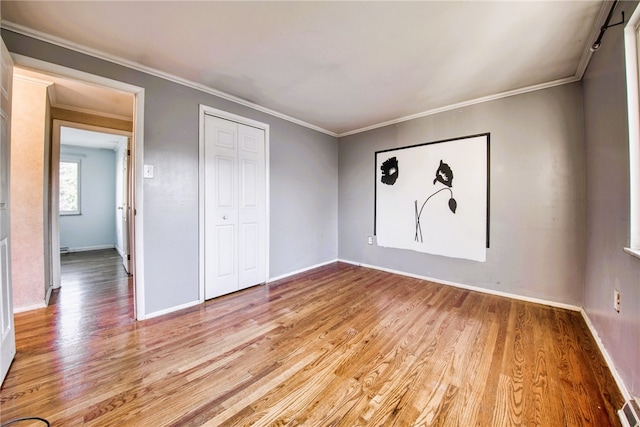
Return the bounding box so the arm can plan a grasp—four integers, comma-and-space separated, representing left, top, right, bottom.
381, 157, 399, 185
414, 160, 458, 242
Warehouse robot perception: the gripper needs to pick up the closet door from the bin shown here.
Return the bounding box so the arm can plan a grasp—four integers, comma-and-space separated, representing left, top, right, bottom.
237, 124, 266, 290
204, 116, 239, 299
204, 115, 266, 300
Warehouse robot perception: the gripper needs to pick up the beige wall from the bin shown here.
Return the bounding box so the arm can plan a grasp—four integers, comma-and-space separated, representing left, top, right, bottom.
10, 76, 49, 310
9, 97, 130, 312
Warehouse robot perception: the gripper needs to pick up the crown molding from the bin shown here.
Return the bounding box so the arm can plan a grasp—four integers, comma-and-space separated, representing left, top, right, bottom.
13, 73, 53, 87
2, 17, 598, 140
575, 0, 611, 80
337, 75, 581, 138
0, 20, 338, 137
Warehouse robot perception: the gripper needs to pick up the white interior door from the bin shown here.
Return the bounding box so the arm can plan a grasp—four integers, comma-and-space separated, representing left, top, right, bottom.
204, 114, 265, 299
237, 124, 266, 290
121, 139, 130, 273
0, 37, 16, 386
205, 116, 239, 299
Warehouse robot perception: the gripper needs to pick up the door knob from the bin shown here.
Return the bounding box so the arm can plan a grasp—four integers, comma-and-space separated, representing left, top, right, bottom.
223, 215, 228, 220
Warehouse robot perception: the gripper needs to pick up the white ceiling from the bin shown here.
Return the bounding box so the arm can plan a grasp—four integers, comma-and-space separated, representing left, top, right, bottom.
1, 1, 607, 136
60, 126, 128, 151
13, 67, 134, 120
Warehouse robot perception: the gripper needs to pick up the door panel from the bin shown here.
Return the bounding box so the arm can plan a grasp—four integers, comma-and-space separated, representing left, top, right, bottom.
204, 116, 238, 299
0, 37, 15, 386
121, 141, 130, 273
216, 226, 235, 275
241, 222, 258, 270
241, 160, 258, 207
237, 124, 265, 290
216, 157, 234, 207
204, 114, 265, 298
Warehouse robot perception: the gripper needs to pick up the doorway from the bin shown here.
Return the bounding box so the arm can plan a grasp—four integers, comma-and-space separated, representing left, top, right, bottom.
52, 122, 132, 290
10, 54, 146, 319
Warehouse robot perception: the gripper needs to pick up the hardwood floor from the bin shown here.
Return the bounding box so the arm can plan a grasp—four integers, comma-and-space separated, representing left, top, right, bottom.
0, 251, 623, 426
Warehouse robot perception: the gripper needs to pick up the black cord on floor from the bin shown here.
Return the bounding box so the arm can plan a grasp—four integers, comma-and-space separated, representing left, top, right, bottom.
1, 417, 50, 426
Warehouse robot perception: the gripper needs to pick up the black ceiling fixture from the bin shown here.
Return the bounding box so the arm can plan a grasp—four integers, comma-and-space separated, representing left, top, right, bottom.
591, 0, 625, 51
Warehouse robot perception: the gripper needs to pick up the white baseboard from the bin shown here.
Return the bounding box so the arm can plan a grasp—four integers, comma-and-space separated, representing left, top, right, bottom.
338, 258, 581, 311
14, 302, 47, 313
580, 308, 632, 402
44, 285, 53, 305
115, 245, 125, 258
268, 259, 338, 283
139, 299, 201, 321
64, 244, 115, 253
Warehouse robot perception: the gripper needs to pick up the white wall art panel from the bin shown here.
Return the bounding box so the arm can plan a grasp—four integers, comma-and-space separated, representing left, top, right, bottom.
375, 133, 489, 262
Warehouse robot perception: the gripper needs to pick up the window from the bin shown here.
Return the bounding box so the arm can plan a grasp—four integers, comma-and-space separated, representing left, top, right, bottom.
59, 158, 81, 215
624, 7, 640, 258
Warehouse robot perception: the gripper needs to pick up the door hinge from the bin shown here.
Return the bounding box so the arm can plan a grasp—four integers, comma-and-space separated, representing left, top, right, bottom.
127, 254, 131, 261
127, 149, 131, 156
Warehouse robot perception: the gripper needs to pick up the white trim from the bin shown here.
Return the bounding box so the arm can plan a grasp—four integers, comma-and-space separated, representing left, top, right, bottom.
132, 87, 145, 321
115, 245, 125, 259
2, 19, 596, 140
44, 284, 53, 306
13, 73, 53, 87
13, 302, 47, 313
575, 0, 612, 80
64, 244, 115, 253
268, 259, 338, 283
624, 247, 640, 259
53, 119, 133, 287
580, 308, 632, 402
10, 54, 147, 321
1, 20, 336, 137
264, 126, 271, 283
141, 299, 201, 321
337, 76, 580, 138
198, 108, 205, 303
338, 258, 582, 311
198, 105, 271, 303
625, 5, 640, 253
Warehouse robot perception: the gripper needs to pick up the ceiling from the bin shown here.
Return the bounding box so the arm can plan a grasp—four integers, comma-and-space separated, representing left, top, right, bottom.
1, 1, 607, 136
60, 127, 128, 151
14, 67, 134, 120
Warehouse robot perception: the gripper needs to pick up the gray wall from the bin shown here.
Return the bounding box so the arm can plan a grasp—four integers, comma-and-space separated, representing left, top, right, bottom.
583, 0, 640, 398
59, 145, 117, 250
339, 83, 586, 306
3, 30, 338, 315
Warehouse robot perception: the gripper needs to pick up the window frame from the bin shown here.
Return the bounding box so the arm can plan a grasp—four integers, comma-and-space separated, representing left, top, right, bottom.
624, 6, 640, 259
59, 157, 82, 216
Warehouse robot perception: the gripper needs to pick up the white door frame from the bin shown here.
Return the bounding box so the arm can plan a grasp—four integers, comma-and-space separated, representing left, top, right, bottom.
198, 105, 270, 302
51, 120, 133, 286
11, 53, 147, 320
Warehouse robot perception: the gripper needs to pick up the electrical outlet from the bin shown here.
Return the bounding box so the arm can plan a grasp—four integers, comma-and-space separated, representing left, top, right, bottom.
143, 164, 154, 179
367, 236, 373, 245
614, 289, 621, 313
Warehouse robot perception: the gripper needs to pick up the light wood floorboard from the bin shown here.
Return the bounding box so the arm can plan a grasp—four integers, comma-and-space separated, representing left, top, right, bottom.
0, 250, 623, 426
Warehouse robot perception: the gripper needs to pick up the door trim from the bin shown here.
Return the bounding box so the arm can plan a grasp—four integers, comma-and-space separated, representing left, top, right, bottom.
198, 105, 270, 302
11, 53, 147, 320
51, 120, 132, 287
